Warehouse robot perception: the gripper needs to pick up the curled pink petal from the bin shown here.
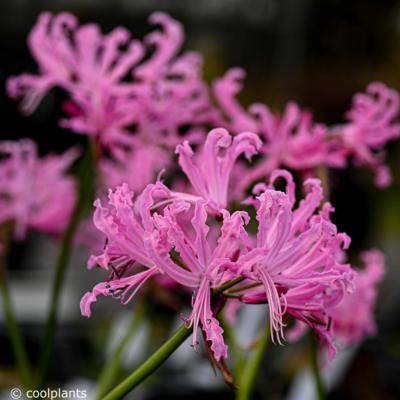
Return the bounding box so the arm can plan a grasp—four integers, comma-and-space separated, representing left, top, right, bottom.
175, 128, 261, 211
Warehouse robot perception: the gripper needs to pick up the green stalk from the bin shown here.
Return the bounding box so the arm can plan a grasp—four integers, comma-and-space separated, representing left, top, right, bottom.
37, 145, 95, 388
102, 325, 192, 400
95, 302, 147, 399
100, 274, 248, 399
213, 277, 245, 296
0, 277, 33, 388
219, 316, 245, 379
236, 321, 270, 400
0, 225, 32, 388
309, 331, 326, 400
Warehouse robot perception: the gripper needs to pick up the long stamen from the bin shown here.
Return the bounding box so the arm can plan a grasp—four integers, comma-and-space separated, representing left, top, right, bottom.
258, 268, 286, 345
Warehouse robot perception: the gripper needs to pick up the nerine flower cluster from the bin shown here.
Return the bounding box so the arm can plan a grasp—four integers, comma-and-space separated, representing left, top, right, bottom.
4, 11, 393, 362
7, 11, 400, 195
0, 139, 77, 240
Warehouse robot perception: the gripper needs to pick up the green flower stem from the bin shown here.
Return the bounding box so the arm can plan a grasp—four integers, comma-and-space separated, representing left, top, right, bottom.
0, 275, 33, 388
95, 302, 147, 400
213, 277, 245, 296
100, 275, 248, 399
309, 331, 326, 400
102, 325, 192, 400
222, 293, 241, 299
226, 282, 261, 294
236, 321, 270, 400
37, 145, 95, 388
0, 224, 33, 388
219, 316, 245, 379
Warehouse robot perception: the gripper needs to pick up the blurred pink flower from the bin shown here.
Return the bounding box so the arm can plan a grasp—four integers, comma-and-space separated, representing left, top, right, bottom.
212, 69, 346, 192
0, 139, 77, 239
129, 13, 212, 150
329, 249, 385, 346
7, 12, 212, 155
99, 146, 170, 194
213, 70, 400, 190
8, 11, 216, 212
7, 12, 143, 147
334, 82, 400, 187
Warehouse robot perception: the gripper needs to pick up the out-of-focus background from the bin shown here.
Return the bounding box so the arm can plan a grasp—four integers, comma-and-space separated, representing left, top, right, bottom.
0, 1, 399, 399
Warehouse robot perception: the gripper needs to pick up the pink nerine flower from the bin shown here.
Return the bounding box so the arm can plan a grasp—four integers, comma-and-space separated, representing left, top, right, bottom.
8, 11, 213, 199
213, 70, 400, 190
7, 12, 212, 153
174, 127, 262, 212
129, 12, 212, 150
80, 180, 249, 361
80, 182, 170, 315
147, 200, 250, 360
236, 170, 354, 357
0, 139, 77, 239
81, 167, 355, 361
329, 249, 385, 346
7, 12, 143, 147
213, 69, 344, 190
335, 82, 400, 187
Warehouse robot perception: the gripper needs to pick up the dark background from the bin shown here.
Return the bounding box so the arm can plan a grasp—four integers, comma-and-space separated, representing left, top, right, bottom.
0, 1, 400, 399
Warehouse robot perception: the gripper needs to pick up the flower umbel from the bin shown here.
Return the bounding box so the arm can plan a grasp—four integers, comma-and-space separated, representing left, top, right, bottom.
334, 82, 400, 187
0, 139, 77, 239
236, 171, 354, 355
